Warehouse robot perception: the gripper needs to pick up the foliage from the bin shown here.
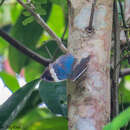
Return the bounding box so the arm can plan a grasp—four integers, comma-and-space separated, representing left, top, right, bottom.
0, 71, 19, 92
39, 80, 67, 116
0, 0, 68, 129
104, 107, 130, 130
0, 79, 39, 129
0, 0, 129, 129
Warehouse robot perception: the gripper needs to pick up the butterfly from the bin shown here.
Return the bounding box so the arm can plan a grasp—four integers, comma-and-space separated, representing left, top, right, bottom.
41, 53, 90, 82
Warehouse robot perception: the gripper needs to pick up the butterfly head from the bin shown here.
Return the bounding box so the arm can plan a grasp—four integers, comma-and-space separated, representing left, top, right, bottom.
41, 67, 54, 82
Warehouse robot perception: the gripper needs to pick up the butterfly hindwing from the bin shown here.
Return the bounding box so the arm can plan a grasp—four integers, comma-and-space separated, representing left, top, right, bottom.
69, 56, 91, 81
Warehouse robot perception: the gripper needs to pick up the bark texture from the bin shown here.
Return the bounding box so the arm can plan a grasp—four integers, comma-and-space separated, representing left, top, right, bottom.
125, 0, 130, 25
67, 0, 113, 130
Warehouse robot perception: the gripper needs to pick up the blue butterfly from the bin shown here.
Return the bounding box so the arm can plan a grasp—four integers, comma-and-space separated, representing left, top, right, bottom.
41, 53, 90, 82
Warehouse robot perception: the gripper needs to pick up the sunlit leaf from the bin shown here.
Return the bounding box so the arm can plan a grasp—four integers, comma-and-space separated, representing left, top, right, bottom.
0, 72, 19, 92
47, 4, 65, 37
22, 16, 34, 26
119, 76, 130, 103
25, 60, 44, 82
104, 107, 130, 130
8, 2, 52, 73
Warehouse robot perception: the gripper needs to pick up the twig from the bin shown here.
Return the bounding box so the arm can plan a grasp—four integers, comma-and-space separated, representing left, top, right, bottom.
119, 68, 130, 77
17, 0, 68, 53
111, 0, 120, 119
86, 0, 97, 33
0, 29, 52, 66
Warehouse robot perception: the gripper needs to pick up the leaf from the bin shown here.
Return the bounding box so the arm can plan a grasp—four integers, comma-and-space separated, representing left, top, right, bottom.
25, 60, 45, 82
16, 90, 42, 119
0, 37, 8, 54
35, 8, 46, 15
9, 108, 67, 130
119, 76, 130, 103
22, 11, 31, 17
39, 40, 64, 59
10, 3, 22, 24
47, 4, 65, 37
0, 79, 39, 129
28, 116, 68, 130
0, 72, 19, 92
104, 107, 130, 130
39, 80, 67, 116
8, 2, 52, 73
24, 40, 64, 82
22, 16, 34, 26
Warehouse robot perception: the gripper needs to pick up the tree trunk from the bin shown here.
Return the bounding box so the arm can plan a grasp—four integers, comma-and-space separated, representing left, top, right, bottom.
67, 0, 113, 130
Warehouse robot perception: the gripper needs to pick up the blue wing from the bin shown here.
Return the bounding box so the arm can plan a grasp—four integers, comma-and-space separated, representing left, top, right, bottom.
52, 54, 75, 80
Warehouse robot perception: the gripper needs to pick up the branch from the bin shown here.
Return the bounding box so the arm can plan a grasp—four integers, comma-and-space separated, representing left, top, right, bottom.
0, 29, 52, 66
17, 0, 68, 53
120, 68, 130, 77
86, 0, 97, 32
111, 0, 120, 119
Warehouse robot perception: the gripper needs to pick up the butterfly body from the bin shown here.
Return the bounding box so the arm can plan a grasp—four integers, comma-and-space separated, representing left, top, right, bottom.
41, 53, 90, 82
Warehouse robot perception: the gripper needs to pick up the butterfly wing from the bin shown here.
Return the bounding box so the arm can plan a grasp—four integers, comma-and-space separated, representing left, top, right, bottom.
69, 56, 91, 81
52, 53, 75, 81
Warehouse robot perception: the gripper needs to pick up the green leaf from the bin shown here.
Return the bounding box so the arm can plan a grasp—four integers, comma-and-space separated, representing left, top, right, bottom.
35, 8, 46, 15
22, 16, 34, 26
10, 3, 22, 24
0, 37, 8, 54
8, 2, 52, 73
104, 107, 130, 130
25, 60, 45, 82
119, 76, 130, 103
39, 80, 67, 116
0, 79, 39, 129
47, 4, 65, 37
39, 40, 64, 59
32, 0, 47, 4
24, 40, 64, 82
16, 90, 42, 119
22, 11, 31, 17
0, 72, 19, 92
9, 108, 67, 130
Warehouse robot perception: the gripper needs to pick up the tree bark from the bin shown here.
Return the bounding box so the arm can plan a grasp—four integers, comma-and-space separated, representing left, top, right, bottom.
67, 0, 113, 130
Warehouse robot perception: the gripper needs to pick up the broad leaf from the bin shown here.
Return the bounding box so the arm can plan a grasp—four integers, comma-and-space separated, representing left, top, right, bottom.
119, 76, 130, 103
8, 2, 52, 73
0, 79, 39, 129
25, 40, 64, 82
0, 72, 19, 92
9, 108, 67, 130
104, 107, 130, 130
39, 80, 67, 116
47, 4, 65, 37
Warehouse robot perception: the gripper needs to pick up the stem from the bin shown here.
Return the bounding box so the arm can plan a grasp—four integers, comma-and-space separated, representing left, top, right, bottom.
0, 29, 52, 66
86, 0, 96, 32
111, 0, 120, 119
120, 68, 130, 77
17, 0, 68, 53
